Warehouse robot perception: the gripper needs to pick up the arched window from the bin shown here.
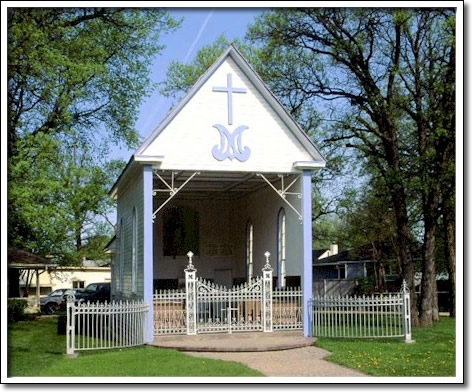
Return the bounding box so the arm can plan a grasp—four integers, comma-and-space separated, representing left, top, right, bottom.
131, 208, 138, 293
277, 208, 286, 288
246, 221, 253, 282
118, 219, 124, 292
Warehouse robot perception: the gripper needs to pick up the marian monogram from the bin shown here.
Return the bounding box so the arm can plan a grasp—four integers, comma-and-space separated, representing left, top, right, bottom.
211, 73, 250, 162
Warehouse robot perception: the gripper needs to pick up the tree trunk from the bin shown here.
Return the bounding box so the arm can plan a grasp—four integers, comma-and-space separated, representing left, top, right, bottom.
419, 185, 440, 327
382, 135, 418, 326
443, 193, 455, 317
432, 271, 439, 321
373, 243, 386, 291
75, 225, 82, 251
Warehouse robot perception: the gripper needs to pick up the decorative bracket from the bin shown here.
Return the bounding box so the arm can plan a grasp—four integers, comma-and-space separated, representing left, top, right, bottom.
152, 171, 200, 221
256, 173, 302, 222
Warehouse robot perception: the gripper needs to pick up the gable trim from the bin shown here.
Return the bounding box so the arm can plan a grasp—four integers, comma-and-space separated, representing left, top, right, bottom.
135, 44, 326, 166
228, 46, 325, 164
135, 45, 235, 156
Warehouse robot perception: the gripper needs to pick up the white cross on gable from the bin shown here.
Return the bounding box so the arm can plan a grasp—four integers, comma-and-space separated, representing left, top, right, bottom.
212, 73, 246, 125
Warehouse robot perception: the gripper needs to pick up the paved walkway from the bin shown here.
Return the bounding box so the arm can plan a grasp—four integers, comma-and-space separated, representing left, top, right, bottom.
151, 331, 315, 352
187, 347, 366, 377
151, 331, 366, 377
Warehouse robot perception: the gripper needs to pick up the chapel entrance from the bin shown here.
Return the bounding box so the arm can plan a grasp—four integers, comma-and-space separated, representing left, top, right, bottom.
151, 170, 303, 291
153, 252, 303, 336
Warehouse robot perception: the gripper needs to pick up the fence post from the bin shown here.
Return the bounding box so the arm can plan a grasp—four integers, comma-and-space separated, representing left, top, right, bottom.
262, 251, 273, 332
185, 251, 197, 335
308, 297, 314, 337
401, 280, 414, 343
66, 294, 77, 357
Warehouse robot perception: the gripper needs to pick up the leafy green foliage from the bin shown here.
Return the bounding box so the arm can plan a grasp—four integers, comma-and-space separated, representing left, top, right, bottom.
8, 8, 179, 263
161, 35, 231, 99
352, 277, 377, 295
7, 299, 28, 323
8, 132, 125, 263
247, 9, 456, 325
8, 8, 180, 151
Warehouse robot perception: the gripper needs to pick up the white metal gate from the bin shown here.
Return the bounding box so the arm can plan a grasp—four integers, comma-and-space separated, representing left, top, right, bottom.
152, 251, 303, 335
195, 277, 264, 333
184, 251, 274, 334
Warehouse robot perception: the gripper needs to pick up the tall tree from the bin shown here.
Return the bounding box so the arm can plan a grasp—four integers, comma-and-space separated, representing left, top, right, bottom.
248, 8, 420, 325
248, 8, 456, 326
338, 180, 399, 292
8, 132, 125, 264
397, 9, 455, 325
8, 8, 180, 261
8, 8, 179, 156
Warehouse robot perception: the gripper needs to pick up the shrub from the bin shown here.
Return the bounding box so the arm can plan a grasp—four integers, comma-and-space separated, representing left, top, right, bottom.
353, 277, 377, 295
8, 298, 28, 322
57, 313, 67, 335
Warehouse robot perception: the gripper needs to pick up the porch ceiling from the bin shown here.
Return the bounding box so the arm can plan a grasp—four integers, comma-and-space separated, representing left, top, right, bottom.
152, 170, 298, 201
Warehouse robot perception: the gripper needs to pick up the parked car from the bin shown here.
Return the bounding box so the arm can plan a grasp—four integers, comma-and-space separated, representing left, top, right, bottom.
40, 288, 83, 314
77, 282, 110, 303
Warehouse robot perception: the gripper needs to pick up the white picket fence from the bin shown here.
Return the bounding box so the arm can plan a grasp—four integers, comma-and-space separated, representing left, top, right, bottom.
66, 295, 149, 356
310, 281, 412, 342
65, 251, 412, 356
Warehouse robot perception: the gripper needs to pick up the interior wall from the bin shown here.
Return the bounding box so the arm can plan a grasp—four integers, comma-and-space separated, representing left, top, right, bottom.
153, 198, 246, 284
241, 177, 303, 279
152, 175, 303, 286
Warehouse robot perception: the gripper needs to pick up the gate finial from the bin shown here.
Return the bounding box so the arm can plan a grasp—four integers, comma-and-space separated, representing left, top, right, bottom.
263, 251, 272, 271
66, 293, 76, 303
185, 251, 196, 271
401, 279, 409, 293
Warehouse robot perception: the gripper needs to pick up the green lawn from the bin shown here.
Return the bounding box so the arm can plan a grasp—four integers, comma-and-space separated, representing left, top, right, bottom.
315, 317, 455, 377
8, 318, 262, 377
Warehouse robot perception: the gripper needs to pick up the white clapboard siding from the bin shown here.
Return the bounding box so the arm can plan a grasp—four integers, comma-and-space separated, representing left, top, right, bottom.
141, 56, 317, 173
114, 171, 144, 300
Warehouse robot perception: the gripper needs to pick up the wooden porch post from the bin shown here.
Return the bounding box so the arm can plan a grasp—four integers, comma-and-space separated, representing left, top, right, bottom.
143, 165, 154, 343
302, 170, 313, 337
35, 268, 40, 312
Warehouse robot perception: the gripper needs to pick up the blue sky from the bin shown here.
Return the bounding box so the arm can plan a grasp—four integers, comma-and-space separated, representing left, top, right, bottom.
113, 8, 266, 161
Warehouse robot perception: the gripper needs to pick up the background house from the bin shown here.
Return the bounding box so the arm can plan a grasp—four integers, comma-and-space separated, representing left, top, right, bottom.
312, 244, 376, 296
8, 247, 111, 312
8, 247, 55, 312
35, 259, 111, 295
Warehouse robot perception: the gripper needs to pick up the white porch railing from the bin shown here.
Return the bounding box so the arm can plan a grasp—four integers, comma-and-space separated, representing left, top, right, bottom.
153, 289, 186, 335
273, 287, 303, 330
66, 296, 148, 356
310, 281, 412, 342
